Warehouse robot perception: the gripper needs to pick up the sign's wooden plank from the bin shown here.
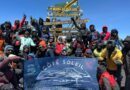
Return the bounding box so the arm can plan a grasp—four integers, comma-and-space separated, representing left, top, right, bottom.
44, 19, 88, 25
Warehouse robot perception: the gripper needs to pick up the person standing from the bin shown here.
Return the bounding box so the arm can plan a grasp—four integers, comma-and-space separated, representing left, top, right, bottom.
99, 40, 123, 87
100, 26, 110, 42
88, 24, 101, 51
110, 29, 124, 50
122, 36, 130, 90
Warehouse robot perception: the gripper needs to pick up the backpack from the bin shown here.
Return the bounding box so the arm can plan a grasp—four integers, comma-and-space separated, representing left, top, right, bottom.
114, 38, 123, 50
99, 71, 120, 90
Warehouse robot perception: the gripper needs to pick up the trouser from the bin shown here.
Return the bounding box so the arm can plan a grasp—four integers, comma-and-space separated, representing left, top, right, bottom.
107, 70, 121, 86
14, 68, 23, 82
19, 78, 23, 88
125, 75, 130, 90
101, 77, 120, 90
4, 70, 19, 89
0, 83, 14, 90
120, 67, 126, 88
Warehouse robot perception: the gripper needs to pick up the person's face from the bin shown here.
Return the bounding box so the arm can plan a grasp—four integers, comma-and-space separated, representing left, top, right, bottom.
24, 47, 29, 53
46, 18, 50, 22
32, 31, 37, 36
89, 26, 95, 31
5, 23, 11, 29
97, 45, 102, 51
77, 37, 82, 42
62, 50, 67, 56
103, 27, 107, 33
111, 32, 118, 38
10, 32, 14, 38
42, 29, 47, 34
31, 20, 36, 25
6, 49, 14, 55
85, 53, 92, 58
49, 38, 54, 43
24, 31, 29, 37
107, 43, 112, 49
81, 23, 86, 29
124, 41, 130, 49
107, 43, 115, 51
39, 46, 45, 52
58, 38, 63, 43
39, 19, 43, 25
15, 20, 20, 26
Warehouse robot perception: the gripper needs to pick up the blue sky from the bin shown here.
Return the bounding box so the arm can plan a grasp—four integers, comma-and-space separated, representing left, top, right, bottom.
0, 0, 130, 39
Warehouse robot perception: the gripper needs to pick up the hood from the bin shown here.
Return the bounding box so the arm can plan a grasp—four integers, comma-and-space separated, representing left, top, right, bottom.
124, 36, 130, 42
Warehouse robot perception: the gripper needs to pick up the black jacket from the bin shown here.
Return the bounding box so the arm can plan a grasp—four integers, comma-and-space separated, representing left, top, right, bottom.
123, 50, 130, 75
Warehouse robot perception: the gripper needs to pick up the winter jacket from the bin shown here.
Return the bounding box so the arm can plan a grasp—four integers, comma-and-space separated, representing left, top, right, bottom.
12, 16, 26, 30
55, 43, 65, 55
20, 37, 36, 51
100, 31, 110, 41
93, 49, 102, 57
123, 50, 130, 75
100, 48, 123, 70
89, 31, 101, 42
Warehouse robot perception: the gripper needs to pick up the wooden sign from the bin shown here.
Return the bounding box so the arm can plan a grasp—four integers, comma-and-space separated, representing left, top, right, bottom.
43, 19, 88, 25
49, 12, 79, 17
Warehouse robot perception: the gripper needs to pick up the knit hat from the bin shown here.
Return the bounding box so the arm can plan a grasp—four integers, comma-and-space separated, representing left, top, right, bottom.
4, 45, 14, 52
102, 26, 108, 29
124, 36, 130, 42
111, 29, 118, 35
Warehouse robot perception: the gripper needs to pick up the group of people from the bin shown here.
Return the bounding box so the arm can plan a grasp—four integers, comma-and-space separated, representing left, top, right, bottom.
0, 15, 129, 90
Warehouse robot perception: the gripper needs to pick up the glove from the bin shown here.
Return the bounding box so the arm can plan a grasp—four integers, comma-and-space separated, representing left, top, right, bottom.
8, 55, 21, 62
30, 16, 33, 20
23, 14, 26, 18
71, 17, 75, 22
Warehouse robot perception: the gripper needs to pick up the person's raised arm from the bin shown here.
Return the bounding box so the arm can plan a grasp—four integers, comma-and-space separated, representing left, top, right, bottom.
0, 56, 21, 69
71, 17, 81, 30
20, 14, 26, 28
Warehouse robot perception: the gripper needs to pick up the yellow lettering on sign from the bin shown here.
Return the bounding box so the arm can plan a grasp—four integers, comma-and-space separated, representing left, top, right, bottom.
48, 7, 79, 12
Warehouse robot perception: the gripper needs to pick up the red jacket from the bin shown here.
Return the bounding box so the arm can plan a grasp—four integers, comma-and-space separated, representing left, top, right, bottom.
100, 32, 110, 41
12, 16, 26, 30
55, 43, 65, 55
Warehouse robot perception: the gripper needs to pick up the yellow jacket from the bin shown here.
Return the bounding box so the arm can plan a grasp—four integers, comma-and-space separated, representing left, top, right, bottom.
99, 48, 123, 71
